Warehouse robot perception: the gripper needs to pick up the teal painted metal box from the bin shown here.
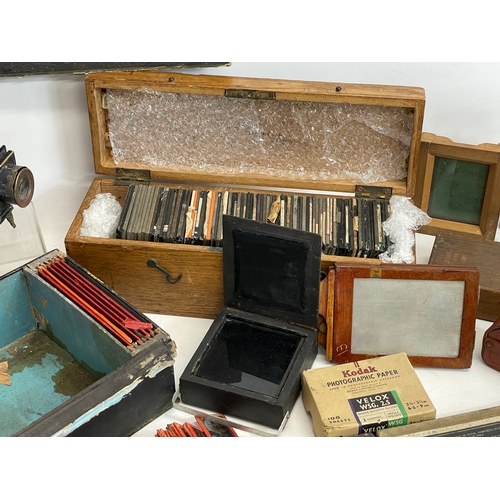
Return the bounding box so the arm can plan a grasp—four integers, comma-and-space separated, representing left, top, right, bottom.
0, 249, 176, 437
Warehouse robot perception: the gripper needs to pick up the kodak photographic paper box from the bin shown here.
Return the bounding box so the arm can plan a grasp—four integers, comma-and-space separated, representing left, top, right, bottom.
302, 353, 436, 437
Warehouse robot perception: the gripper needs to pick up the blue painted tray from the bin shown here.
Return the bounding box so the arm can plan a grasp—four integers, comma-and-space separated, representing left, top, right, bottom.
0, 249, 176, 437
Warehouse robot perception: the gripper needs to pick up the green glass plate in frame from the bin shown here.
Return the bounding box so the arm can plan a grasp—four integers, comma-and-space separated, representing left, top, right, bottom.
414, 133, 500, 241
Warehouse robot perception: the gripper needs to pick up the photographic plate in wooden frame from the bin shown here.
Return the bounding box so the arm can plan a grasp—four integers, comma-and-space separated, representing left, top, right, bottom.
326, 262, 479, 368
414, 133, 500, 241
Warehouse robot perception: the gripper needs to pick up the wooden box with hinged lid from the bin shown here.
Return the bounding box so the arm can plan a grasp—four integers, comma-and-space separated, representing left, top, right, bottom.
64, 70, 426, 319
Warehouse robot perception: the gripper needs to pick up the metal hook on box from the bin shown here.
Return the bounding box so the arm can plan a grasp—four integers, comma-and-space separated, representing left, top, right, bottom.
147, 258, 182, 284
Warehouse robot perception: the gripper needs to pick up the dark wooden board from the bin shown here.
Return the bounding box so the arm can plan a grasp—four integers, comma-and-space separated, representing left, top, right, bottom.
0, 62, 230, 77
430, 230, 500, 322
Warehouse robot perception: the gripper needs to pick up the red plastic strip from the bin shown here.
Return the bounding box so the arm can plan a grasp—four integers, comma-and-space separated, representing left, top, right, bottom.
50, 258, 153, 336
38, 266, 133, 346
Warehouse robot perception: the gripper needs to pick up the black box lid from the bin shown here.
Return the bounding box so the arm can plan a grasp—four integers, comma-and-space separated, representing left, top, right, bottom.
222, 215, 322, 329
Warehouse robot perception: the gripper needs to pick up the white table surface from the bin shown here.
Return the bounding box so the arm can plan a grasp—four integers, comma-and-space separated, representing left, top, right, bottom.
135, 313, 498, 437
136, 230, 500, 437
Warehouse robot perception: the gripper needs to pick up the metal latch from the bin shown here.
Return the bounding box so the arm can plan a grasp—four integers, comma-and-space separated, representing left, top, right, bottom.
224, 89, 276, 100
355, 185, 393, 200
101, 92, 109, 109
114, 168, 151, 186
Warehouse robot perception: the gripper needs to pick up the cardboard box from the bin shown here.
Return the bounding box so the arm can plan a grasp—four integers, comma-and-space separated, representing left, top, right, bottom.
302, 353, 436, 436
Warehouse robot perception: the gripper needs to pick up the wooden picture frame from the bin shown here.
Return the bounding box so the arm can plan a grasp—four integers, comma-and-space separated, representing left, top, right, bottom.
414, 132, 500, 241
325, 262, 479, 368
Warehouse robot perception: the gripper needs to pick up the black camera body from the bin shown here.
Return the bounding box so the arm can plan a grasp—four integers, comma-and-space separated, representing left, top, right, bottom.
0, 146, 34, 227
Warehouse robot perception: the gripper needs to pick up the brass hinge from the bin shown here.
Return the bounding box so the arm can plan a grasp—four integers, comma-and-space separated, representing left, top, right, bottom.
115, 168, 151, 186
224, 89, 276, 100
355, 185, 393, 200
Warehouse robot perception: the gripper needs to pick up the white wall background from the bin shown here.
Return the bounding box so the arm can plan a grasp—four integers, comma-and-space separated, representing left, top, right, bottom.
0, 62, 499, 252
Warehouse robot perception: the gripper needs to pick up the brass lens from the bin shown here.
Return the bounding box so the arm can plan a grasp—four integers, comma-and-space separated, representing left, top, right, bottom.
0, 164, 35, 208
13, 167, 34, 207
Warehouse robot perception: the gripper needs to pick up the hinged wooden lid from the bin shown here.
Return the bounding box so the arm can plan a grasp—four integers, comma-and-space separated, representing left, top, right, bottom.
414, 132, 500, 241
85, 71, 425, 197
222, 215, 322, 329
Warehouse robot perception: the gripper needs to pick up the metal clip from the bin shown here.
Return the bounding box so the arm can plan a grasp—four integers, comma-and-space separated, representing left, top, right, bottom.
355, 185, 393, 200
147, 258, 182, 284
224, 89, 276, 100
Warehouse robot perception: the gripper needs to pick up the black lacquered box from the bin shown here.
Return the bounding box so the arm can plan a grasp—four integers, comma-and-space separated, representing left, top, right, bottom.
179, 215, 321, 429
